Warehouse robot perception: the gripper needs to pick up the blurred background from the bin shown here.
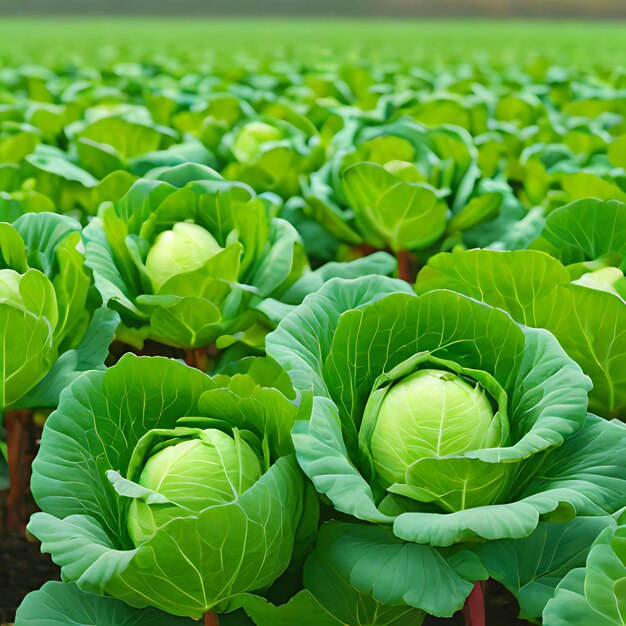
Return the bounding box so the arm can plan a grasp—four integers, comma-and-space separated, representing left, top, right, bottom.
1, 0, 626, 17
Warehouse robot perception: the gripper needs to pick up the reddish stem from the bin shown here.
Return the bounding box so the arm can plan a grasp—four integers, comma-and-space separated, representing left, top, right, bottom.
5, 409, 32, 530
204, 612, 219, 626
184, 347, 208, 372
353, 243, 380, 258
463, 582, 486, 626
396, 249, 412, 283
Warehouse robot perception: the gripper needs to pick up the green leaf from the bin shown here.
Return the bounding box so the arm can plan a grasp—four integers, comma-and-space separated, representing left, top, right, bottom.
78, 117, 173, 160
15, 581, 193, 626
231, 591, 343, 626
561, 172, 626, 203
608, 134, 626, 169
1, 270, 57, 408
281, 251, 397, 306
306, 522, 469, 620
531, 198, 626, 265
26, 145, 98, 187
267, 275, 413, 397
474, 517, 616, 620
343, 162, 447, 252
542, 569, 616, 626
543, 519, 626, 626
19, 306, 120, 409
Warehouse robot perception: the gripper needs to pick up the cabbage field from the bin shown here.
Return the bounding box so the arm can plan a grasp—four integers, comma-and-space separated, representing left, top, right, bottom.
1, 19, 626, 626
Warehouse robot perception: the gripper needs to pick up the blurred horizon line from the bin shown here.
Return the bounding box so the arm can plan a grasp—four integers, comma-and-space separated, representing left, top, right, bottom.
2, 0, 626, 19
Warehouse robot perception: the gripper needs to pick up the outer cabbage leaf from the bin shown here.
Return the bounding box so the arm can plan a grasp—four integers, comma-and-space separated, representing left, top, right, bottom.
530, 198, 626, 266
304, 521, 466, 619
473, 516, 617, 621
0, 213, 117, 412
543, 508, 626, 626
15, 581, 193, 626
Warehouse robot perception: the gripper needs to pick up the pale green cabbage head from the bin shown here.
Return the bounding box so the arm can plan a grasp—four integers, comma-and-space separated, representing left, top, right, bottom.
128, 428, 262, 544
232, 121, 283, 164
370, 369, 498, 487
145, 222, 222, 291
0, 269, 24, 306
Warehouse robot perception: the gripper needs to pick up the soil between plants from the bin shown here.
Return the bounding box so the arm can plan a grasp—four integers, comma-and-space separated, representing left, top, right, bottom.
0, 531, 60, 624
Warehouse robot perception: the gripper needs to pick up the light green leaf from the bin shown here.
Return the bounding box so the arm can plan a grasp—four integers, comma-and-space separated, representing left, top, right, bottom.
543, 519, 626, 626
231, 591, 342, 626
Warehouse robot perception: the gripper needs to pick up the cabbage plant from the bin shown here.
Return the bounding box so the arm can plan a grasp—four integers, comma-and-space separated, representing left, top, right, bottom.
27, 354, 317, 620
83, 163, 308, 350
266, 275, 626, 617
220, 115, 321, 199
303, 118, 516, 261
0, 212, 117, 412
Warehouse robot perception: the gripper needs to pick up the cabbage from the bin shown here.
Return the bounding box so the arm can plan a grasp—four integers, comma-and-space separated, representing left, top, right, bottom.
145, 222, 222, 291
232, 121, 283, 164
0, 269, 24, 305
370, 369, 498, 486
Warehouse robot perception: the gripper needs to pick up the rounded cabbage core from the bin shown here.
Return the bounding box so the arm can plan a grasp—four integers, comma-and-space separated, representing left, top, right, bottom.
145, 222, 222, 291
370, 369, 497, 486
127, 429, 262, 544
384, 160, 425, 183
233, 121, 283, 164
0, 269, 24, 306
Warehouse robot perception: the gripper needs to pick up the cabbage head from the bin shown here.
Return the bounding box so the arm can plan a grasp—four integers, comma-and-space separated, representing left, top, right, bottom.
221, 116, 322, 199
266, 276, 626, 617
27, 354, 316, 619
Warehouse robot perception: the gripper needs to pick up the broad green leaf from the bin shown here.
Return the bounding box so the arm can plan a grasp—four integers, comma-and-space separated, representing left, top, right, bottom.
280, 251, 396, 305
231, 591, 342, 626
531, 198, 626, 265
542, 569, 616, 626
474, 517, 616, 620
20, 306, 120, 409
608, 134, 626, 169
304, 522, 437, 623
560, 172, 626, 203
267, 275, 413, 397
15, 581, 193, 626
343, 162, 448, 252
26, 146, 98, 187
78, 117, 173, 160
543, 519, 626, 626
